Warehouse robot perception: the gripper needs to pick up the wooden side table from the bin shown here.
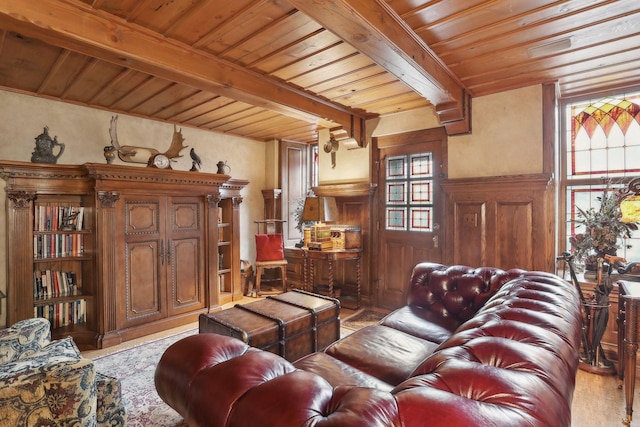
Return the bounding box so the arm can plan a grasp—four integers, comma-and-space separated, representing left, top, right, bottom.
305, 248, 362, 309
617, 280, 640, 425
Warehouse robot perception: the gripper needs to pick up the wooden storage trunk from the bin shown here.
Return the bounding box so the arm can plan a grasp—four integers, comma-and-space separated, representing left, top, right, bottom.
199, 290, 340, 362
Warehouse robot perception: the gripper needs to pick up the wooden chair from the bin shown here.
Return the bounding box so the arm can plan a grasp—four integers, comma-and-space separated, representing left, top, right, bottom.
253, 220, 287, 297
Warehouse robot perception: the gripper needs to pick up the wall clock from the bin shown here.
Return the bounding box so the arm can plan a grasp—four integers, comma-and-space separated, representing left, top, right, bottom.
148, 154, 172, 169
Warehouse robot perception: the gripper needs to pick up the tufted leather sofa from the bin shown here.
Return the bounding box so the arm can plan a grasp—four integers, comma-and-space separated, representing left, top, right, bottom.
155, 262, 582, 427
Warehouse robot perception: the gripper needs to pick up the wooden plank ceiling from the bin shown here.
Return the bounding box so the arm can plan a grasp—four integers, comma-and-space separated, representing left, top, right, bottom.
0, 0, 639, 144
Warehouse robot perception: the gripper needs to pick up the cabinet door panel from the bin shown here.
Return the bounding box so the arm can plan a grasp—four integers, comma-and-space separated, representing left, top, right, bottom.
119, 198, 166, 329
170, 237, 204, 314
127, 201, 161, 233
122, 240, 165, 327
167, 197, 205, 315
496, 201, 533, 270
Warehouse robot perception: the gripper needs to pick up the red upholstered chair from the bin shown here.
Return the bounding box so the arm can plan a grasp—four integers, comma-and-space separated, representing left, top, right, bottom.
254, 220, 287, 296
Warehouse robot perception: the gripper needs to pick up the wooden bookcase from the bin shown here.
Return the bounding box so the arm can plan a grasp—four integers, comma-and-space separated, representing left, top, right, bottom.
217, 179, 248, 305
1, 161, 247, 349
1, 162, 97, 346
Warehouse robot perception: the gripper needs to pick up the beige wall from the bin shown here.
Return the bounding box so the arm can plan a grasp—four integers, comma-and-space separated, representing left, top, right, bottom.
0, 90, 268, 326
448, 85, 543, 178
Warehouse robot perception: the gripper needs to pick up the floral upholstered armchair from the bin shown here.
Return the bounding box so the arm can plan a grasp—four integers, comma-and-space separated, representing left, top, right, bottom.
0, 318, 126, 426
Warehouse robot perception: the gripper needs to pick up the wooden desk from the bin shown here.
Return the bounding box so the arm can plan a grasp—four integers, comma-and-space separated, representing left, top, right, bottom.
617, 280, 640, 425
305, 248, 362, 309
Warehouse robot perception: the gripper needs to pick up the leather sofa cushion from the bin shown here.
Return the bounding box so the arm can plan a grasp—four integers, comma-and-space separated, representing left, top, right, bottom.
293, 352, 394, 391
380, 305, 458, 344
324, 325, 439, 386
406, 265, 523, 326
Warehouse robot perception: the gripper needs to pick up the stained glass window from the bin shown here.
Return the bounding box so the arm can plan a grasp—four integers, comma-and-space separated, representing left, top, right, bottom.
564, 90, 640, 260
385, 153, 433, 232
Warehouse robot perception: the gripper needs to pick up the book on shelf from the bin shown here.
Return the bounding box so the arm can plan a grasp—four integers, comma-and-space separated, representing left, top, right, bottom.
34, 269, 78, 300
35, 204, 85, 232
33, 234, 84, 259
34, 298, 86, 328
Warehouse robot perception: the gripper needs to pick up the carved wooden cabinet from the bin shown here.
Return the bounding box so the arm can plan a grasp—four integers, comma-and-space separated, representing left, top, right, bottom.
114, 195, 206, 331
1, 161, 245, 349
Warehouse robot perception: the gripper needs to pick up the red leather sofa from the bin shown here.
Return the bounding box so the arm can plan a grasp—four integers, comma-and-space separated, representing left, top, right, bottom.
155, 262, 582, 427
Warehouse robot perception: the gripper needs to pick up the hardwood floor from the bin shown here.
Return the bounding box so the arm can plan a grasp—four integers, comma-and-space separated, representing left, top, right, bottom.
82, 300, 640, 426
572, 369, 640, 426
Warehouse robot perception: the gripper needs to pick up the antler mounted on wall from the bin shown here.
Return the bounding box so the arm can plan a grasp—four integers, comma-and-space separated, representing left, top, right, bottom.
323, 135, 339, 169
108, 115, 188, 164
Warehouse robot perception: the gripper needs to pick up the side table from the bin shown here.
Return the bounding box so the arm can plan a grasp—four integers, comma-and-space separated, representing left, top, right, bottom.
305, 248, 362, 309
617, 280, 640, 425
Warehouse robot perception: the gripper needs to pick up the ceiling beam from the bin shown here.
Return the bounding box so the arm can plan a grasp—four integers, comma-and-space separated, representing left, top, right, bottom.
0, 0, 370, 130
288, 0, 471, 134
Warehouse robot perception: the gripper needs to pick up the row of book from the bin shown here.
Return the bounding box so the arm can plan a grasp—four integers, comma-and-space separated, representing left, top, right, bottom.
34, 234, 84, 259
34, 269, 78, 300
35, 205, 85, 231
34, 299, 87, 329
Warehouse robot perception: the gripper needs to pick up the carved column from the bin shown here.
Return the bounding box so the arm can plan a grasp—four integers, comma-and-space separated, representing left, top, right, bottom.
6, 191, 37, 323
96, 191, 121, 348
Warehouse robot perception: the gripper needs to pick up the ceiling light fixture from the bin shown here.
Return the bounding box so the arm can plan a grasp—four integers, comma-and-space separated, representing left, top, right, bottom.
527, 37, 572, 58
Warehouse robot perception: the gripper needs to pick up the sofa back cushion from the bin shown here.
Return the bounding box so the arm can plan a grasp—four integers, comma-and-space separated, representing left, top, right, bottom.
406, 263, 524, 326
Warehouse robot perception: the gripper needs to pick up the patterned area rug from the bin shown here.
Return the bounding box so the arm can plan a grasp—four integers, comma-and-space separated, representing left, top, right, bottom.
92, 329, 197, 427
341, 309, 387, 331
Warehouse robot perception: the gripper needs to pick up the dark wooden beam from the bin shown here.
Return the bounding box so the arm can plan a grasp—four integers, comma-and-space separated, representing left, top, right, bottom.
0, 0, 370, 130
289, 0, 471, 134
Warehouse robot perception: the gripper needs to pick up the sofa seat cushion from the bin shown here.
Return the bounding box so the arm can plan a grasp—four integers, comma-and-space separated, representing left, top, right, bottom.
293, 352, 394, 391
324, 325, 439, 386
380, 305, 458, 344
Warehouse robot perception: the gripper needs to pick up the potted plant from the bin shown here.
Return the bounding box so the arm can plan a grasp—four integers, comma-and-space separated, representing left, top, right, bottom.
570, 181, 639, 270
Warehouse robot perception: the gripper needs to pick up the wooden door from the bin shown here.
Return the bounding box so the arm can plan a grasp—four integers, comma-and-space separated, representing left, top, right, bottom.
374, 128, 447, 310
166, 196, 205, 315
119, 196, 167, 328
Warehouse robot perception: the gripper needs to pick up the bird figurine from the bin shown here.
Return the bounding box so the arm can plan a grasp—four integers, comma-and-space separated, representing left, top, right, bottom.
190, 148, 202, 171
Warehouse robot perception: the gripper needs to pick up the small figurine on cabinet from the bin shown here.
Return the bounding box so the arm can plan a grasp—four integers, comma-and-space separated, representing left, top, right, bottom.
190, 148, 202, 171
31, 126, 65, 164
216, 161, 230, 174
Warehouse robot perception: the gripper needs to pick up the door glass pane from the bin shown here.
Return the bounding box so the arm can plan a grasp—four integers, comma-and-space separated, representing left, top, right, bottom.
385, 152, 433, 232
410, 207, 432, 232
386, 207, 406, 230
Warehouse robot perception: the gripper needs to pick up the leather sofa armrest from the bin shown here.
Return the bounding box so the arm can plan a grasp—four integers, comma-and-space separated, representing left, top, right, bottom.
156, 334, 401, 427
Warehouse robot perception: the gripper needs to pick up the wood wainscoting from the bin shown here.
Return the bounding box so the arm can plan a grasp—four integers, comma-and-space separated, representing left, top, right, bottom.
441, 173, 555, 272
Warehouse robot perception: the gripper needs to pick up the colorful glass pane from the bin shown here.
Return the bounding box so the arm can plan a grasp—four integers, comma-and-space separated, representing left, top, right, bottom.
387, 182, 406, 204
410, 153, 432, 178
386, 208, 406, 230
569, 93, 640, 178
387, 156, 406, 179
411, 181, 431, 203
410, 208, 431, 231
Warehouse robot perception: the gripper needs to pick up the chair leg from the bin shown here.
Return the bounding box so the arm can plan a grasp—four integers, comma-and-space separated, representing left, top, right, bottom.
254, 266, 262, 297
281, 266, 288, 293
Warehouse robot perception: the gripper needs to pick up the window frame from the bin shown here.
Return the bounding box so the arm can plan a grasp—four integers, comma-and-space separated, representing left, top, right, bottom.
559, 88, 640, 262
